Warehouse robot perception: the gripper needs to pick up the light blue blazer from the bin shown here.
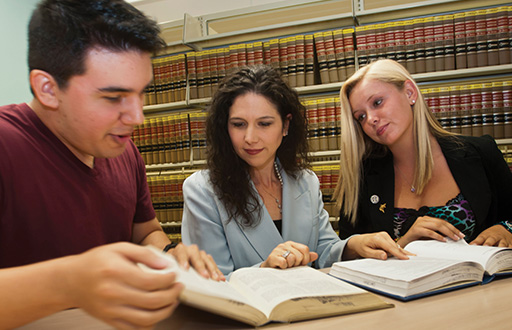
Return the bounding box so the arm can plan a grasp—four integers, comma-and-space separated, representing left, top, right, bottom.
181, 168, 347, 277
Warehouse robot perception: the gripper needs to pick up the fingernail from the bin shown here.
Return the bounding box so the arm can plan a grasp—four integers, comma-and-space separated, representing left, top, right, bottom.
202, 270, 209, 277
212, 272, 218, 280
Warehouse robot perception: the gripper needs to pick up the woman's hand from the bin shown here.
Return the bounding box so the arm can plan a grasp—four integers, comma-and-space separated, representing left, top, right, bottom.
261, 241, 318, 269
398, 216, 465, 248
343, 232, 413, 261
167, 243, 225, 281
470, 225, 512, 247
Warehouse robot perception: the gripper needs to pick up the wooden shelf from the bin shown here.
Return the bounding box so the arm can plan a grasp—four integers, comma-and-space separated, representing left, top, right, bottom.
144, 64, 512, 114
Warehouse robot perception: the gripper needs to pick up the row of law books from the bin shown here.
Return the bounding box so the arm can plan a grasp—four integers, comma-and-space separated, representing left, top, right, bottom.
313, 164, 340, 217
147, 173, 189, 223
304, 96, 342, 152
144, 5, 512, 106
422, 80, 512, 139
132, 112, 207, 166
146, 54, 187, 106
356, 6, 512, 76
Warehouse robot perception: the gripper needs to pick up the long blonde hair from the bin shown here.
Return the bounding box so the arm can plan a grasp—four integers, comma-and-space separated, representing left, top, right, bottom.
334, 59, 454, 225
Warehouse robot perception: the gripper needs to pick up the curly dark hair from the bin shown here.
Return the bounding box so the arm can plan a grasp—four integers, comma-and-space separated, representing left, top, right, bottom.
206, 65, 310, 227
28, 0, 165, 92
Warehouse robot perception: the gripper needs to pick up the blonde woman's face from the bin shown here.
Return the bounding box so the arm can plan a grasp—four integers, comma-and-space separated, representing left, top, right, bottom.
228, 93, 289, 170
349, 78, 416, 149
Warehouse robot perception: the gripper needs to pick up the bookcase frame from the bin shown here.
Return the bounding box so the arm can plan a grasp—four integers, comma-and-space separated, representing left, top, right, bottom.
137, 0, 512, 229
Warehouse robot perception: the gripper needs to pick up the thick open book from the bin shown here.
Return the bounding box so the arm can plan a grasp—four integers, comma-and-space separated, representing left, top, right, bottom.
140, 247, 392, 326
329, 239, 512, 301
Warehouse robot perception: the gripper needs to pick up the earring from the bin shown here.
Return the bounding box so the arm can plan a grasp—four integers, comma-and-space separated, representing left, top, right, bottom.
411, 99, 416, 105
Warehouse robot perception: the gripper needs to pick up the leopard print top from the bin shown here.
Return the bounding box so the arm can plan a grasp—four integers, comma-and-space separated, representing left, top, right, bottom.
393, 193, 475, 241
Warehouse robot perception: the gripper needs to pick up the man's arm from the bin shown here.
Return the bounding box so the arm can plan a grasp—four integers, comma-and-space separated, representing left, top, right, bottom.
0, 242, 182, 329
132, 218, 225, 281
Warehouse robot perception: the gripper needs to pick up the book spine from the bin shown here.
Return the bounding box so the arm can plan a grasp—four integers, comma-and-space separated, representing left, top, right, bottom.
295, 35, 306, 87
413, 18, 426, 73
497, 6, 510, 65
503, 81, 512, 138
394, 21, 407, 67
449, 85, 462, 134
355, 26, 368, 67
287, 36, 298, 87
442, 14, 456, 71
454, 12, 467, 69
333, 29, 346, 81
324, 31, 339, 83
475, 10, 488, 67
459, 85, 472, 136
470, 84, 483, 136
314, 32, 329, 84
433, 15, 446, 72
404, 19, 416, 73
253, 41, 264, 66
208, 50, 219, 97
465, 10, 478, 68
305, 34, 315, 86
424, 16, 436, 72
481, 82, 495, 137
486, 8, 500, 67
343, 28, 356, 78
306, 99, 319, 151
492, 81, 505, 139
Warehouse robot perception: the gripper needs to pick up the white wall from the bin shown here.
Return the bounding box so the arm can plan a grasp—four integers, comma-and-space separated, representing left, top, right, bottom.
0, 0, 40, 105
0, 0, 296, 105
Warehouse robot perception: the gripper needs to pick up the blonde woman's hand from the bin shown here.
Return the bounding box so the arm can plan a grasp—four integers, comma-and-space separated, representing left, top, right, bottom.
470, 225, 512, 247
261, 241, 318, 269
398, 216, 465, 248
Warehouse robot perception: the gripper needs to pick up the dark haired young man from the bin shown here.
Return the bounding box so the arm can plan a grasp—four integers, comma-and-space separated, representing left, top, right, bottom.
0, 1, 223, 328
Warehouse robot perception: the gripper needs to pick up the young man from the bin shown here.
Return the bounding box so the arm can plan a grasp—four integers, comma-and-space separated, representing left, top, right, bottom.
0, 0, 223, 328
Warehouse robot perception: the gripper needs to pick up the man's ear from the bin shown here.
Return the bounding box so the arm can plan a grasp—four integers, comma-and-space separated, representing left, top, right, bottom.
29, 69, 60, 109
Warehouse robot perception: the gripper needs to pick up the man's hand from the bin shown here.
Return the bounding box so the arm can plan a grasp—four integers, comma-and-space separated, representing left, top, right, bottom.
63, 242, 183, 329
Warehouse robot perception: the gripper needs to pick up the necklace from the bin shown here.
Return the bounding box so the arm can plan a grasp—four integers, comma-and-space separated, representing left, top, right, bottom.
394, 164, 416, 193
259, 162, 284, 214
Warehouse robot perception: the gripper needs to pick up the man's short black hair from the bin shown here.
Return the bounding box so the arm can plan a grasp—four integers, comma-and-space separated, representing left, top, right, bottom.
28, 0, 166, 90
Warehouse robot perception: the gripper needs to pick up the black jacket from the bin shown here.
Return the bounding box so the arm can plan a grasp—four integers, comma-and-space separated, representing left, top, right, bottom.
338, 135, 512, 242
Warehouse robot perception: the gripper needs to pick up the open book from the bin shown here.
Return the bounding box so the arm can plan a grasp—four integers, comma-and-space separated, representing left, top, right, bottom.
329, 239, 512, 301
139, 247, 392, 326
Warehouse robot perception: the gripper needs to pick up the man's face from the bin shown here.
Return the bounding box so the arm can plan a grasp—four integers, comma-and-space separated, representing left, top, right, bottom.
51, 47, 152, 167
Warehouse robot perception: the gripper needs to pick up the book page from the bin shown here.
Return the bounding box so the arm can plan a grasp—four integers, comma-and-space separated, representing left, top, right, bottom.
138, 247, 253, 306
405, 239, 510, 271
330, 257, 483, 296
229, 266, 366, 316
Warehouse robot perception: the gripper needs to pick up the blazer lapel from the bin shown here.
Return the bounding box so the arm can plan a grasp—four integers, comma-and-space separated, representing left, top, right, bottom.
281, 171, 314, 243
365, 154, 395, 235
235, 180, 284, 261
441, 139, 491, 226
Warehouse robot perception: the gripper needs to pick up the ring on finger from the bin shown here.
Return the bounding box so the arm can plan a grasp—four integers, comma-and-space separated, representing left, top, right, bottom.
281, 250, 291, 258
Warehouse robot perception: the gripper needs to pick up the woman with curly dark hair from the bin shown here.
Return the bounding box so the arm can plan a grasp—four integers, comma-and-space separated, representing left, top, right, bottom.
181, 65, 407, 277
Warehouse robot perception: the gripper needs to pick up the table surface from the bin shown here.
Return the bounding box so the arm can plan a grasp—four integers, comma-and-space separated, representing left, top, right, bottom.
18, 275, 511, 330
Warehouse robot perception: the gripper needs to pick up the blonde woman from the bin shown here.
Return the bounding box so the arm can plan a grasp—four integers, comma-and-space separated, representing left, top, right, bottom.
334, 59, 512, 248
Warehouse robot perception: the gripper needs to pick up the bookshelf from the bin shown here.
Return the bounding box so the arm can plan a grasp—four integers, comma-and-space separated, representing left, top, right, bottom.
134, 0, 512, 238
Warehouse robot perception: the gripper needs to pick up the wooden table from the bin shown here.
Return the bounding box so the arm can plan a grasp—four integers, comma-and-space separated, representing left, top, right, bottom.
19, 276, 511, 330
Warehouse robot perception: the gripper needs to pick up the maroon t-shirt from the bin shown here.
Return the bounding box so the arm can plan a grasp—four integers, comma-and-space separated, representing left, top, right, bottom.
0, 103, 155, 268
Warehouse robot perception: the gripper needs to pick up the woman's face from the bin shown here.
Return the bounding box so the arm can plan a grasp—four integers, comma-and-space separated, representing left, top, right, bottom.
228, 92, 289, 170
349, 78, 416, 149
